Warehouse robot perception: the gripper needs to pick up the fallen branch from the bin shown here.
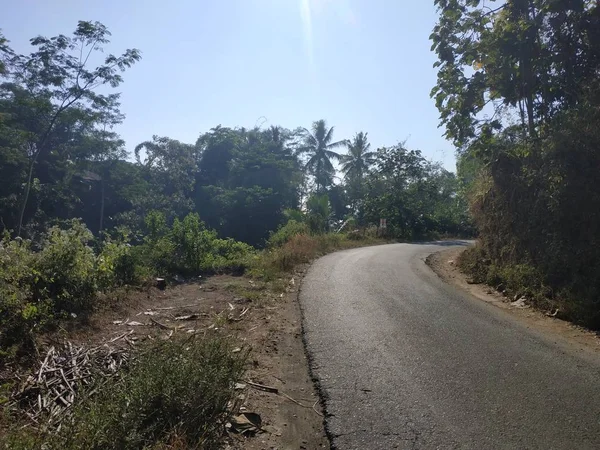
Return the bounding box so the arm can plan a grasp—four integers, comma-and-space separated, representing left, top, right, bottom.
245, 380, 323, 416
149, 317, 173, 330
109, 330, 134, 343
245, 380, 279, 394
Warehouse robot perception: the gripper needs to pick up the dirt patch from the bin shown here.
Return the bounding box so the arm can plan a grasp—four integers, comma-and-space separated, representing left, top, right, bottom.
427, 247, 600, 358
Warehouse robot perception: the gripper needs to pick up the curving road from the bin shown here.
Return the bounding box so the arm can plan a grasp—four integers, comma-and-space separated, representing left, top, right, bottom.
299, 243, 600, 449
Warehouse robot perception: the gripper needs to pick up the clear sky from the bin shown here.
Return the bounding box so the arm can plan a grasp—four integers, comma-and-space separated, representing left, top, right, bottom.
2, 0, 456, 170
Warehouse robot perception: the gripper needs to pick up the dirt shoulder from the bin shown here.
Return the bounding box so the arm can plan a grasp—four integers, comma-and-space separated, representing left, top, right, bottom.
426, 247, 600, 359
224, 268, 329, 450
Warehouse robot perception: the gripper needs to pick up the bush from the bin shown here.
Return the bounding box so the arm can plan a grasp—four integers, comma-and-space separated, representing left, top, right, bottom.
267, 220, 309, 248
457, 245, 490, 284
142, 212, 255, 276
97, 240, 145, 290
0, 213, 258, 361
313, 233, 344, 252
306, 194, 330, 233
0, 234, 43, 359
251, 231, 385, 280
209, 238, 255, 273
35, 221, 98, 314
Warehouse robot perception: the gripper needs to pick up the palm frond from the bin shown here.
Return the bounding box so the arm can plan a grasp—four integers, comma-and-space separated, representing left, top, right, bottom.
313, 120, 327, 143
326, 139, 348, 150
323, 125, 335, 145
324, 149, 342, 160
323, 156, 335, 173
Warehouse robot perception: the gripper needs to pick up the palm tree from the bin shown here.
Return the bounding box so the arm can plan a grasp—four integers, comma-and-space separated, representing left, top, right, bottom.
340, 132, 376, 210
297, 120, 347, 193
340, 132, 376, 181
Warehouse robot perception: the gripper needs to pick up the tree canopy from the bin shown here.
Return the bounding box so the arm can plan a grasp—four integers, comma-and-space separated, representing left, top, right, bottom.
0, 21, 473, 251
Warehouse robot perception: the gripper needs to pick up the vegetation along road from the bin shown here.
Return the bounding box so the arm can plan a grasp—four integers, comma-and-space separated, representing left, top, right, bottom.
300, 242, 600, 449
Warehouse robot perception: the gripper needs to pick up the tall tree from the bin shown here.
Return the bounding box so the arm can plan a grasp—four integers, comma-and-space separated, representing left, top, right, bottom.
297, 120, 346, 193
340, 131, 376, 211
194, 126, 302, 246
340, 132, 375, 180
3, 21, 140, 235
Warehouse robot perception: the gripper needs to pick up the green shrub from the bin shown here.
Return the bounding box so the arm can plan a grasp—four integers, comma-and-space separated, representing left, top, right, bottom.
0, 234, 43, 359
142, 212, 255, 276
35, 221, 98, 314
0, 213, 257, 361
306, 194, 330, 233
0, 222, 106, 361
283, 208, 305, 223
170, 213, 218, 274
97, 240, 145, 289
209, 238, 255, 273
314, 233, 344, 252
267, 220, 309, 248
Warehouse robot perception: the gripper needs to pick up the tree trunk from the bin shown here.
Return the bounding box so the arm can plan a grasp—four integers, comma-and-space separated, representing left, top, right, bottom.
17, 152, 39, 237
99, 177, 105, 233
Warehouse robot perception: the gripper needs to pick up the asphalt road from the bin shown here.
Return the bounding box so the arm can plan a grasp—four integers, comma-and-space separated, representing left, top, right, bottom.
299, 242, 600, 449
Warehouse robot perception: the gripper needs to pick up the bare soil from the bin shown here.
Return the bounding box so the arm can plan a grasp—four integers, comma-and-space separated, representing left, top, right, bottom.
427, 247, 600, 359
26, 271, 329, 449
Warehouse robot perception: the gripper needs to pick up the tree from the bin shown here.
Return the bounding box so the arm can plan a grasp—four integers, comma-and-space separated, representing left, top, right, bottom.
340, 131, 376, 212
297, 120, 346, 193
194, 126, 302, 246
431, 0, 600, 148
0, 83, 130, 235
0, 31, 13, 74
3, 21, 140, 235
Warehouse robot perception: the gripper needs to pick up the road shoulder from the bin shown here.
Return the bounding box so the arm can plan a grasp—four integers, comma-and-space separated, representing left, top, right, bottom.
426, 247, 600, 358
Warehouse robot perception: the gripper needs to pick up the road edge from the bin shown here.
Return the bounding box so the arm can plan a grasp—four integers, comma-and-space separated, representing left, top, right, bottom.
296, 267, 336, 450
426, 247, 600, 358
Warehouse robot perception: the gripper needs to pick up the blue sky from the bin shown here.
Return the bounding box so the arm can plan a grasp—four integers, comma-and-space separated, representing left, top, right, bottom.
2, 0, 456, 170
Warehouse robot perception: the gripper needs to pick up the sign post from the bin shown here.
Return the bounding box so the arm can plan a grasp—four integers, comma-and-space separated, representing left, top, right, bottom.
379, 218, 387, 236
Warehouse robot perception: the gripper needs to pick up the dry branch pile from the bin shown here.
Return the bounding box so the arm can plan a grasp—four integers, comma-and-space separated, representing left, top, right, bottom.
9, 342, 131, 428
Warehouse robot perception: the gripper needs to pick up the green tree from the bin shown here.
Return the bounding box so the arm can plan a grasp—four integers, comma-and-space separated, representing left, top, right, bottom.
297, 120, 346, 193
361, 144, 471, 238
340, 131, 376, 212
0, 84, 131, 235
432, 1, 600, 327
3, 21, 140, 236
194, 126, 302, 246
431, 0, 600, 147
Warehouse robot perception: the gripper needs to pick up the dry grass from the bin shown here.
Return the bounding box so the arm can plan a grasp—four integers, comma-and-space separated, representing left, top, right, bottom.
250, 232, 384, 280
